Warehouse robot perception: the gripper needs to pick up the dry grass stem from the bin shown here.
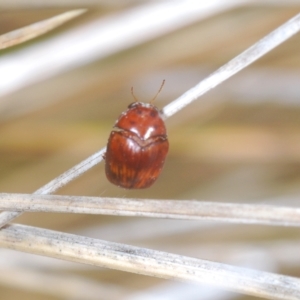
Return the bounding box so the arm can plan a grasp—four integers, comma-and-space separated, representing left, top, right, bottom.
0, 193, 300, 227
0, 223, 299, 300
0, 148, 106, 227
0, 1, 239, 97
0, 9, 87, 50
162, 12, 300, 117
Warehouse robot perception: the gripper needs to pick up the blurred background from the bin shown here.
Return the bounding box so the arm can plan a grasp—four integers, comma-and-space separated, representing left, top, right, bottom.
0, 1, 300, 299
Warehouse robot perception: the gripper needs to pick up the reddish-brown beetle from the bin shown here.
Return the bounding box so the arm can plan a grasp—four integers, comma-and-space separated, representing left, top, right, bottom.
105, 81, 169, 189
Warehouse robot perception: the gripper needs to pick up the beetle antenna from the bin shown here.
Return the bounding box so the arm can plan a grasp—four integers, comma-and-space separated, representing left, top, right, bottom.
150, 79, 165, 104
131, 86, 139, 102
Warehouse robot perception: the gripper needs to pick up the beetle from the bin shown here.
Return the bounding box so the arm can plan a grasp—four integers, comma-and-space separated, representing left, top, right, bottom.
105, 81, 169, 189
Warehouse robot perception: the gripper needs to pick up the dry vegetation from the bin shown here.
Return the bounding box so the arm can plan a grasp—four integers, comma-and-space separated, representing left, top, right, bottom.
0, 1, 300, 300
